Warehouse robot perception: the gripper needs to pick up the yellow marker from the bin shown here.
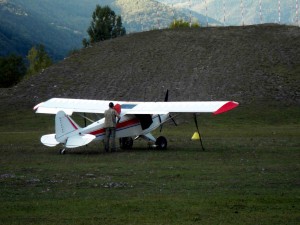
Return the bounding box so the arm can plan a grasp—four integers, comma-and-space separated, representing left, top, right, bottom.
191, 132, 200, 140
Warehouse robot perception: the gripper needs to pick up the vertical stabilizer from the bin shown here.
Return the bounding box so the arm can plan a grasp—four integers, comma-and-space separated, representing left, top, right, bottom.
55, 111, 80, 143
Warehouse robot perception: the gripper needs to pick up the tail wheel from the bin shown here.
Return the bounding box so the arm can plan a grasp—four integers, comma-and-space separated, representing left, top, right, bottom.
155, 136, 167, 150
119, 137, 133, 149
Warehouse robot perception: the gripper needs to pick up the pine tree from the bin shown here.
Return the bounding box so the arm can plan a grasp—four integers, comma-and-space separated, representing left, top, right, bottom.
84, 5, 126, 47
0, 54, 26, 87
26, 45, 52, 77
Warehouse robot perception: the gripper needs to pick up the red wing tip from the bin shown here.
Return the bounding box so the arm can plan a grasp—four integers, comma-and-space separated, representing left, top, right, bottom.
213, 101, 239, 115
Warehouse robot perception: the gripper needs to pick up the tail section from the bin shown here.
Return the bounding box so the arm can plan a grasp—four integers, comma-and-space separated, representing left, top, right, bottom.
65, 134, 95, 148
55, 111, 80, 142
55, 111, 95, 148
40, 111, 95, 148
41, 134, 59, 147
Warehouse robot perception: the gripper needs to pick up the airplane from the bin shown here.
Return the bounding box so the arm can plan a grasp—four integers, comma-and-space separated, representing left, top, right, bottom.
33, 92, 239, 154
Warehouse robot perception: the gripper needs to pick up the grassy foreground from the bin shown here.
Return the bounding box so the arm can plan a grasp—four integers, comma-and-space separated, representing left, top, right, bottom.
0, 104, 299, 225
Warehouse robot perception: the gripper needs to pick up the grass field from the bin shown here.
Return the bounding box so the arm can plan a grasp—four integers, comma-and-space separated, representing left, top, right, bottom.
0, 104, 299, 224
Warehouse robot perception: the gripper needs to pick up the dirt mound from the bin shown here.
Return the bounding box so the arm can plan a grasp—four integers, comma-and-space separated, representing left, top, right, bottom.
1, 24, 299, 108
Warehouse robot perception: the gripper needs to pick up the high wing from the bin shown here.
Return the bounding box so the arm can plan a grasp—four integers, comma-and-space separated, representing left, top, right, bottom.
34, 98, 238, 115
120, 101, 239, 115
34, 98, 116, 115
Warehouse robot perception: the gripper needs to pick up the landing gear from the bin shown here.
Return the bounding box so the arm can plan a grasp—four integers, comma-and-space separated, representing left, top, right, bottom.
119, 137, 133, 150
155, 136, 167, 150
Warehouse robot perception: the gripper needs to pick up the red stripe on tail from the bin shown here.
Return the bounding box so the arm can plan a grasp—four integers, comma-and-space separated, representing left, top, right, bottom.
67, 116, 78, 130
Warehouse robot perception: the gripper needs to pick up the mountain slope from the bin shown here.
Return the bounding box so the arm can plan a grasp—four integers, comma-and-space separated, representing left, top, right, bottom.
113, 0, 220, 30
0, 0, 83, 60
2, 25, 299, 108
0, 0, 202, 60
158, 0, 299, 26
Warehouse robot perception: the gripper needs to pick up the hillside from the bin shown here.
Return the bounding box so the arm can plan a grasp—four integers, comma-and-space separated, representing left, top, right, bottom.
1, 25, 299, 108
0, 0, 207, 60
0, 0, 83, 60
1, 0, 298, 61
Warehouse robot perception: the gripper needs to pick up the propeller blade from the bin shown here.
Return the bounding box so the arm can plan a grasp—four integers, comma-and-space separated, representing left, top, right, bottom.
193, 113, 205, 151
159, 89, 169, 132
164, 89, 169, 102
161, 89, 177, 131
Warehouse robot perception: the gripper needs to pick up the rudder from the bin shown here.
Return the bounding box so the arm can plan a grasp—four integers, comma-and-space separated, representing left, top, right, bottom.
55, 111, 80, 143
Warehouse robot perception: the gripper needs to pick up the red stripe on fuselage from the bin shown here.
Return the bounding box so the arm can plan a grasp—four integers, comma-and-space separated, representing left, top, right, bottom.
90, 117, 140, 136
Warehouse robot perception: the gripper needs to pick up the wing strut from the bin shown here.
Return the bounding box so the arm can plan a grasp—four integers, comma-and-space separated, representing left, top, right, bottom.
164, 89, 177, 128
79, 113, 95, 124
193, 113, 205, 151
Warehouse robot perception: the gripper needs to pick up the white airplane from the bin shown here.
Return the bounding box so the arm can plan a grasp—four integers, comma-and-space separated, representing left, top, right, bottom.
33, 93, 238, 154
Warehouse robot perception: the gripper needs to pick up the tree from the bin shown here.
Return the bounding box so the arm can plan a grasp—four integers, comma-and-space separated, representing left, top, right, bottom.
83, 5, 126, 47
0, 54, 26, 88
26, 44, 52, 77
169, 19, 200, 29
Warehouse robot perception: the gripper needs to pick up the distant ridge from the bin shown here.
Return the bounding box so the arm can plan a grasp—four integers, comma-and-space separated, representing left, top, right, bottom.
0, 0, 209, 60
158, 0, 299, 26
1, 25, 299, 108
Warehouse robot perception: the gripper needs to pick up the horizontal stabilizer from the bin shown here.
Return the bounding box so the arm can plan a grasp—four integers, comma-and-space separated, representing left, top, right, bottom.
41, 134, 59, 147
66, 134, 96, 148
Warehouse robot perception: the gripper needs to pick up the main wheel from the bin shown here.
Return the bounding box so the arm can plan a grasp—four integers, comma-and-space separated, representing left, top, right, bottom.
119, 137, 133, 149
155, 136, 167, 150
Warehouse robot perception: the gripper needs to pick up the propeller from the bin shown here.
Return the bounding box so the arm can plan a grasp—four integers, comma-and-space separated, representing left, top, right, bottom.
164, 89, 169, 102
193, 113, 205, 151
159, 89, 177, 132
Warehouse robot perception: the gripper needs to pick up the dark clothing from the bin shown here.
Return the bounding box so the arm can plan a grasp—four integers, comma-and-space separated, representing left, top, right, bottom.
104, 107, 120, 152
104, 127, 116, 152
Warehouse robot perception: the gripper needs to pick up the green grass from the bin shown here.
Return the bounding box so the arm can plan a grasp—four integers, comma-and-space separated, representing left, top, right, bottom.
0, 104, 299, 224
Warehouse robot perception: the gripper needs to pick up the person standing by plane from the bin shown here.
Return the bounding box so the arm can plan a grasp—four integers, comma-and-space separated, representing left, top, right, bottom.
104, 102, 120, 152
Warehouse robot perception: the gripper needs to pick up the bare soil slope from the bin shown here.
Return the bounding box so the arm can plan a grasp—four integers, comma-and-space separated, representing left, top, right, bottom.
1, 24, 299, 108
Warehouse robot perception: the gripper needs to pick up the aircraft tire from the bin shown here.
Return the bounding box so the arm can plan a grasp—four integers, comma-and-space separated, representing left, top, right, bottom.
119, 137, 133, 150
155, 136, 167, 150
